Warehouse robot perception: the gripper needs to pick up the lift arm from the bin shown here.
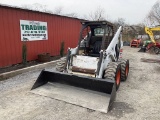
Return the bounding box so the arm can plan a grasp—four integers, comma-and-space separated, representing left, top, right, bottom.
145, 26, 160, 45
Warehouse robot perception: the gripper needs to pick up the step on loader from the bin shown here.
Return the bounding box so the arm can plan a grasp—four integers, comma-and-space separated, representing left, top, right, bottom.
31, 21, 129, 113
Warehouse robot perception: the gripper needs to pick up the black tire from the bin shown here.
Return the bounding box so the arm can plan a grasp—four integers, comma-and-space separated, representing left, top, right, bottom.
154, 47, 160, 54
147, 47, 154, 54
148, 46, 159, 54
104, 62, 121, 90
118, 59, 129, 81
56, 57, 66, 72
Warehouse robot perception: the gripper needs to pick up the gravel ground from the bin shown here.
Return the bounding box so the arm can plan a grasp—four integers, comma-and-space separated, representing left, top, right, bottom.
0, 46, 160, 120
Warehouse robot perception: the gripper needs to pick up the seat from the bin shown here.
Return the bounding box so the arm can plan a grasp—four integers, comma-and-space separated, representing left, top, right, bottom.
87, 36, 102, 57
93, 40, 102, 54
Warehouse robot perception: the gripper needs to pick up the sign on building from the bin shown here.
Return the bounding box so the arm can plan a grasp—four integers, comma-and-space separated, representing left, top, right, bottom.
20, 20, 48, 41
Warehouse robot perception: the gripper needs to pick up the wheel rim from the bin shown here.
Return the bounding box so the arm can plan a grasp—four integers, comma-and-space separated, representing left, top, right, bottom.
116, 70, 121, 85
125, 65, 129, 76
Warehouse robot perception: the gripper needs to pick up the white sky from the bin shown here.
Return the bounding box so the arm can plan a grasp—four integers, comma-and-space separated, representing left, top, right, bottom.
0, 0, 158, 24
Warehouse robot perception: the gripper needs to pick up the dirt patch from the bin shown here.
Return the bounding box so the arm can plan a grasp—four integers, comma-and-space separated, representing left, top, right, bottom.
109, 102, 134, 118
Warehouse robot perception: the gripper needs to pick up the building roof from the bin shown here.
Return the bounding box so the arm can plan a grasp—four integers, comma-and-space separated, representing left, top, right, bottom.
0, 3, 85, 21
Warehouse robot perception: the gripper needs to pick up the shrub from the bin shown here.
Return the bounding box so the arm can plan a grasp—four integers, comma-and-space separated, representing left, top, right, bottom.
60, 41, 65, 57
22, 41, 27, 64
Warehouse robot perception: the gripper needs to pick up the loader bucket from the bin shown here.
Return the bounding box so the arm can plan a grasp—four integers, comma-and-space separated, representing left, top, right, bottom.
31, 70, 116, 113
138, 47, 146, 52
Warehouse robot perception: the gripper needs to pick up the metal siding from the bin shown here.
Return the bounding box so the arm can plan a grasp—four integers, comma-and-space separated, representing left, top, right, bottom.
28, 12, 37, 60
50, 14, 54, 56
55, 16, 60, 55
55, 16, 59, 55
0, 6, 81, 67
15, 9, 23, 64
0, 8, 6, 66
11, 8, 19, 64
58, 17, 62, 55
3, 8, 12, 66
19, 10, 29, 61
47, 14, 51, 54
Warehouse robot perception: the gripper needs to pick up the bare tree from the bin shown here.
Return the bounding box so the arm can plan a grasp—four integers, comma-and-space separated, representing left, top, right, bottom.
114, 17, 126, 30
135, 23, 145, 35
144, 1, 160, 26
53, 6, 78, 17
21, 4, 33, 10
84, 7, 107, 21
117, 18, 126, 26
33, 3, 46, 11
53, 6, 63, 15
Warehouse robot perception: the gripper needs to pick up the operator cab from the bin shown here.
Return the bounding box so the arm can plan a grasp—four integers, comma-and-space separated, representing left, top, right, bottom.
78, 21, 115, 57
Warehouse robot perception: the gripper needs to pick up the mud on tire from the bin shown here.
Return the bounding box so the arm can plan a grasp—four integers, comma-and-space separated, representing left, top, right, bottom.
118, 59, 129, 81
104, 62, 121, 90
56, 57, 66, 72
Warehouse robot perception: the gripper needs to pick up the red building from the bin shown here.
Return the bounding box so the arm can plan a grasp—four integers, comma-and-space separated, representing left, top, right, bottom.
0, 4, 82, 68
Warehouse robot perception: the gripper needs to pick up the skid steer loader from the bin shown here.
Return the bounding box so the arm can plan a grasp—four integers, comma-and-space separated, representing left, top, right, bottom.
31, 21, 129, 113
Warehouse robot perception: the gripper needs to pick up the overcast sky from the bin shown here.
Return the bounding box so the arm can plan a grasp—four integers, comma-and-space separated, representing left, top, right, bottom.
0, 0, 158, 24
